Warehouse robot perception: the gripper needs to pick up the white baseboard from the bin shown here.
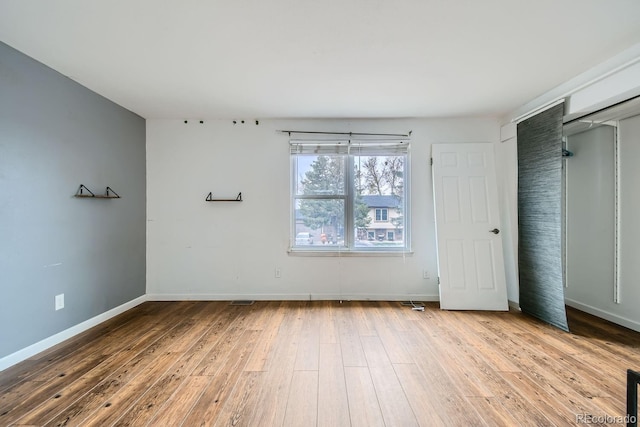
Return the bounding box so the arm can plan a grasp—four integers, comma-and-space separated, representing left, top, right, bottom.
0, 295, 147, 372
565, 298, 640, 333
146, 293, 440, 302
508, 300, 521, 311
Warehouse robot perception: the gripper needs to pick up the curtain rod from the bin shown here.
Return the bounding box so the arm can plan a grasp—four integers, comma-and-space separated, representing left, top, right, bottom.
278, 130, 412, 137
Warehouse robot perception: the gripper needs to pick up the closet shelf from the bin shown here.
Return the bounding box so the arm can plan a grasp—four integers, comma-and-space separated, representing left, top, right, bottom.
75, 184, 120, 199
206, 192, 242, 202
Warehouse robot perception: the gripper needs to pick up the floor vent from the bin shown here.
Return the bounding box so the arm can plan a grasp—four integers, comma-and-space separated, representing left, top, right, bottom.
400, 301, 424, 307
230, 300, 255, 306
400, 301, 425, 311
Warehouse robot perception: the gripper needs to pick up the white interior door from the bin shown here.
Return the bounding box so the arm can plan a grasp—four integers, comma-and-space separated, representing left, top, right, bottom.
432, 143, 508, 310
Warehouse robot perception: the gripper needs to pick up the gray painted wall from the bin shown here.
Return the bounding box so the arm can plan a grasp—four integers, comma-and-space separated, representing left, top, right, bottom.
0, 42, 146, 358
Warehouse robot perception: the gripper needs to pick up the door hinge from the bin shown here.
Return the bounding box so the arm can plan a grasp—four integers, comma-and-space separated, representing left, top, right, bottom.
437, 276, 440, 284
430, 158, 433, 166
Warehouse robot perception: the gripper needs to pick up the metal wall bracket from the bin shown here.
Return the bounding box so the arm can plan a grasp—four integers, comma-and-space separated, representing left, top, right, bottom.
205, 192, 242, 202
75, 184, 120, 198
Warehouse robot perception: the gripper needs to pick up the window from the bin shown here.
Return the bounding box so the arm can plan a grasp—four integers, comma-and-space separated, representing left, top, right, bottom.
291, 139, 409, 252
375, 208, 388, 222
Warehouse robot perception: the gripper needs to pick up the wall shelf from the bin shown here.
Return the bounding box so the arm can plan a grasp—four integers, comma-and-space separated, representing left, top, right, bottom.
75, 184, 120, 199
206, 192, 242, 202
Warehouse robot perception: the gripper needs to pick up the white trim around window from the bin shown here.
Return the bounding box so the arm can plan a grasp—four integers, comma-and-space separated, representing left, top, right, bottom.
290, 138, 410, 253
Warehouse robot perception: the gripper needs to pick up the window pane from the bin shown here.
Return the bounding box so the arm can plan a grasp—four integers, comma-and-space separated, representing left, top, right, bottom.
290, 149, 408, 252
353, 155, 405, 248
294, 199, 345, 247
294, 155, 345, 196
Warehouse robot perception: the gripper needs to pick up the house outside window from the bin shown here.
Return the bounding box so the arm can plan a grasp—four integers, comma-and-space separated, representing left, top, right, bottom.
291, 138, 409, 252
361, 195, 403, 243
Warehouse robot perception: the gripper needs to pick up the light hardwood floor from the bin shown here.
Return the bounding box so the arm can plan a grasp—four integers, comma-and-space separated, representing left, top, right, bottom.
1, 301, 639, 426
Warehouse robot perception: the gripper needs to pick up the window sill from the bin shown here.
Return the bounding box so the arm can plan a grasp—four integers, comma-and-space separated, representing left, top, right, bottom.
288, 249, 414, 257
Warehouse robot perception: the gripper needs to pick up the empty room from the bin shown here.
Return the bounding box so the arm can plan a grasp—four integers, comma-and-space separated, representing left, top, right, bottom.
2, 1, 640, 425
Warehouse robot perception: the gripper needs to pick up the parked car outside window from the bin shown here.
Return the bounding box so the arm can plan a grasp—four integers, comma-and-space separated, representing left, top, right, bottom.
295, 232, 313, 245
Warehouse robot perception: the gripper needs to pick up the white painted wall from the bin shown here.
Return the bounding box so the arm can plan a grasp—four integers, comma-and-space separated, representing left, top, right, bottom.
146, 118, 501, 301
616, 115, 640, 328
564, 126, 616, 315
564, 116, 640, 331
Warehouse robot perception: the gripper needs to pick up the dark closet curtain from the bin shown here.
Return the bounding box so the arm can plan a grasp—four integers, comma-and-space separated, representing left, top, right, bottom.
517, 103, 569, 331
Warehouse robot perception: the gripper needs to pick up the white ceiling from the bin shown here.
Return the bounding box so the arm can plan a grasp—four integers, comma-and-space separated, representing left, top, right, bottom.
1, 0, 640, 119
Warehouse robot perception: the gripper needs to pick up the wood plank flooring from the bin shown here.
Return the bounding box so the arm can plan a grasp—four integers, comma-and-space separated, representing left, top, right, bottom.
1, 301, 640, 426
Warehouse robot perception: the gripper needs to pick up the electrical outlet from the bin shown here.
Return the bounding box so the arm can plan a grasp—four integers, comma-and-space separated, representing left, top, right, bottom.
423, 269, 430, 279
55, 294, 64, 311
275, 267, 281, 278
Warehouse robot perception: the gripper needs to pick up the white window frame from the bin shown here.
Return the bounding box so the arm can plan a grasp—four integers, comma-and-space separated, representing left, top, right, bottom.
290, 139, 410, 253
375, 208, 389, 222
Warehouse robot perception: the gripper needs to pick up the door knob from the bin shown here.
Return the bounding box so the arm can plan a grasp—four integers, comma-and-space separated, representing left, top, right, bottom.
490, 228, 500, 234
